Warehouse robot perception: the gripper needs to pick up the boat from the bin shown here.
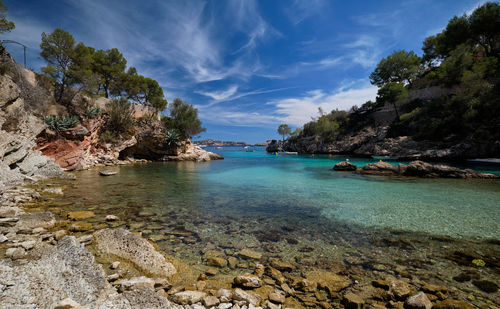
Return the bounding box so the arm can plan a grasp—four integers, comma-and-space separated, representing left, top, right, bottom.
467, 158, 500, 164
243, 146, 250, 149
99, 170, 117, 176
281, 151, 298, 155
372, 155, 399, 161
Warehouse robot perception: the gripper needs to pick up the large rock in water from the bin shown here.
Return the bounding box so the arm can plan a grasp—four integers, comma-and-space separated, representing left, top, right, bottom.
333, 161, 357, 171
93, 228, 176, 278
404, 160, 498, 178
357, 161, 405, 175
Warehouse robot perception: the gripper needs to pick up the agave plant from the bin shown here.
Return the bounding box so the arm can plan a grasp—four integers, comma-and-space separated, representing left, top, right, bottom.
44, 115, 79, 131
165, 129, 181, 146
84, 107, 102, 119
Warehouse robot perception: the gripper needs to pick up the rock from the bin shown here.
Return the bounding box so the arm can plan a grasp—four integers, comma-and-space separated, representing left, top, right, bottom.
234, 275, 262, 288
170, 291, 206, 305
115, 276, 155, 292
372, 280, 390, 290
6, 247, 26, 259
61, 125, 89, 141
404, 292, 431, 309
233, 288, 261, 306
105, 215, 119, 221
16, 212, 55, 230
55, 230, 68, 241
32, 227, 47, 234
421, 284, 447, 295
263, 300, 281, 309
389, 280, 411, 300
43, 187, 64, 195
433, 299, 474, 309
218, 303, 233, 309
269, 292, 285, 304
472, 280, 498, 293
208, 256, 228, 267
20, 240, 37, 250
54, 298, 85, 309
206, 267, 218, 276
216, 288, 232, 302
342, 292, 365, 309
111, 261, 121, 269
202, 295, 220, 307
153, 277, 172, 290
266, 266, 285, 284
70, 222, 93, 232
93, 228, 176, 277
269, 258, 295, 272
305, 271, 351, 295
68, 211, 96, 220
357, 161, 401, 176
0, 234, 7, 243
99, 170, 117, 176
254, 263, 265, 277
228, 256, 238, 269
333, 161, 357, 171
77, 234, 94, 244
238, 248, 263, 260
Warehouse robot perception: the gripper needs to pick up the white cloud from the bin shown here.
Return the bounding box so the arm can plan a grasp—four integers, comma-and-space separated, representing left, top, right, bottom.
197, 85, 239, 101
269, 82, 378, 126
285, 0, 329, 25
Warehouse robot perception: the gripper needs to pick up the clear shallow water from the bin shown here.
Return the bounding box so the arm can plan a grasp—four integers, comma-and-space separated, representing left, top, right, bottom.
58, 147, 500, 240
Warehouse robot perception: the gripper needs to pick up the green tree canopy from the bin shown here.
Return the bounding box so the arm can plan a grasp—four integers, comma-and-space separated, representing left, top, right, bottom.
277, 124, 292, 141
40, 28, 93, 102
0, 1, 14, 34
369, 50, 421, 87
118, 68, 167, 113
92, 48, 127, 98
469, 2, 500, 56
164, 98, 205, 138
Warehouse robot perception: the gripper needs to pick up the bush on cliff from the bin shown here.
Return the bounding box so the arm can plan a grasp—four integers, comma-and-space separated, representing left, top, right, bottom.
103, 98, 134, 139
163, 98, 205, 139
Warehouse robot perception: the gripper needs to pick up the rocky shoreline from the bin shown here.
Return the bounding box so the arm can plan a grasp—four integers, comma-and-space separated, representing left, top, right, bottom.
333, 160, 500, 179
1, 171, 498, 308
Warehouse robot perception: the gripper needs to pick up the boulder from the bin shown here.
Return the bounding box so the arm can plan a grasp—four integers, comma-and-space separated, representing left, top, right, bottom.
93, 228, 176, 278
16, 212, 56, 230
170, 291, 206, 305
342, 293, 364, 309
405, 292, 432, 309
389, 280, 411, 300
357, 161, 401, 176
234, 275, 262, 288
333, 161, 357, 171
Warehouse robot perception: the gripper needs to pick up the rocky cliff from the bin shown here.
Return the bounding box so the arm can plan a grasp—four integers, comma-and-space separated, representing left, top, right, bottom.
267, 124, 500, 160
0, 46, 222, 190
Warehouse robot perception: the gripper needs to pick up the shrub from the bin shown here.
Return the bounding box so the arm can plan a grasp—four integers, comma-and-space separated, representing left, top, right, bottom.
85, 107, 101, 118
100, 130, 117, 144
44, 115, 79, 131
105, 98, 134, 134
0, 63, 8, 75
165, 129, 181, 146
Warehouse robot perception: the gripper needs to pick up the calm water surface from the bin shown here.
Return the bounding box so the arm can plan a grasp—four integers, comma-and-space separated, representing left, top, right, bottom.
61, 146, 500, 240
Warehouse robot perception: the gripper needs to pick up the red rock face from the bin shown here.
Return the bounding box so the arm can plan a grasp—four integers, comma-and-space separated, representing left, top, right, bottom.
36, 136, 86, 170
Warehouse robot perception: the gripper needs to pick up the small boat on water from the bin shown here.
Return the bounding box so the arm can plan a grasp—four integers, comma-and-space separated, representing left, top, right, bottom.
467, 158, 500, 164
281, 151, 298, 155
243, 146, 250, 149
372, 155, 399, 161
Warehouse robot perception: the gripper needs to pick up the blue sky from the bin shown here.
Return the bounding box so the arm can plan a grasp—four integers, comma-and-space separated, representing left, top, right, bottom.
2, 0, 485, 143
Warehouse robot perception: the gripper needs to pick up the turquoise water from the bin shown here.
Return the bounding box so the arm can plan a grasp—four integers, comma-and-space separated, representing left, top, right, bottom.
61, 147, 500, 240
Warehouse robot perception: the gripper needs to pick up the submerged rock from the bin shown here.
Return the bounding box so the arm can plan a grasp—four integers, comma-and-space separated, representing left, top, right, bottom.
433, 299, 474, 309
233, 275, 262, 288
68, 211, 96, 220
93, 228, 176, 278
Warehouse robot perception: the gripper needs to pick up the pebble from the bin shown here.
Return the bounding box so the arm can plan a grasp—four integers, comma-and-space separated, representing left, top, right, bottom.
0, 234, 7, 243
105, 215, 119, 221
202, 295, 220, 307
268, 292, 285, 304
55, 230, 67, 241
111, 261, 120, 269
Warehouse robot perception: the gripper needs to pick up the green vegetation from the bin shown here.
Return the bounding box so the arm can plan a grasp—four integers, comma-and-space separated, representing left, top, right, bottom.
277, 124, 292, 141
0, 1, 14, 34
34, 28, 205, 143
104, 98, 134, 136
44, 115, 79, 132
291, 2, 500, 145
165, 129, 181, 146
163, 98, 205, 138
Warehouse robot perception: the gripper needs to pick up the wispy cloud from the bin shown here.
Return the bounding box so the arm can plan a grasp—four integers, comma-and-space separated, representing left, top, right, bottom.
269, 81, 378, 126
196, 86, 290, 107
285, 0, 329, 25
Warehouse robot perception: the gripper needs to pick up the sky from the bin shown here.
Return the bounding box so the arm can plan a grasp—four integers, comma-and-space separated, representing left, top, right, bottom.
1, 0, 486, 143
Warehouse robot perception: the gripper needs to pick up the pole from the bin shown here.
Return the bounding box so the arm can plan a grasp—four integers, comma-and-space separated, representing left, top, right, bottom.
0, 40, 28, 68
23, 45, 26, 67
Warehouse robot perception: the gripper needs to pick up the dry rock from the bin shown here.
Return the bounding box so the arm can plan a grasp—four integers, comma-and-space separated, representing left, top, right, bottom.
404, 292, 432, 309
170, 291, 206, 305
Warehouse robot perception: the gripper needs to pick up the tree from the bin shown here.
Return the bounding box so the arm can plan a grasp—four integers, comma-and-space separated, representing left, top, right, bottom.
163, 98, 205, 138
376, 82, 408, 121
469, 2, 500, 57
40, 29, 93, 103
277, 124, 292, 141
117, 67, 167, 114
369, 50, 421, 87
92, 48, 127, 98
0, 1, 14, 34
